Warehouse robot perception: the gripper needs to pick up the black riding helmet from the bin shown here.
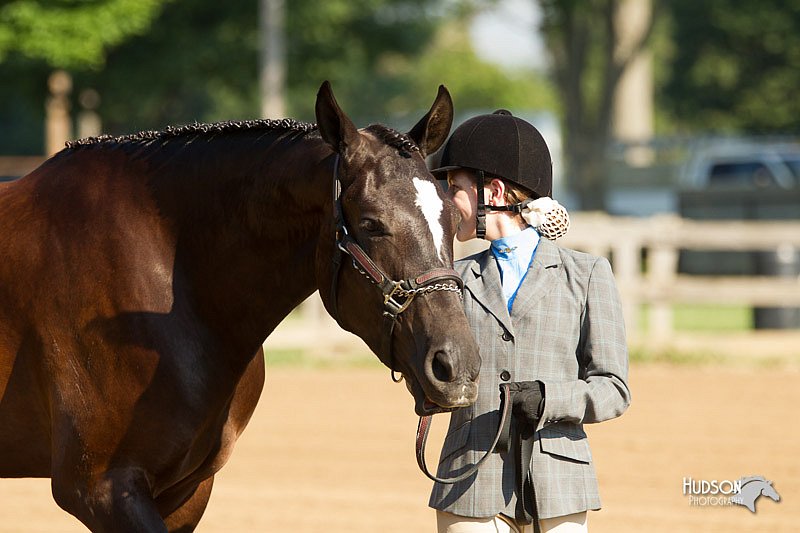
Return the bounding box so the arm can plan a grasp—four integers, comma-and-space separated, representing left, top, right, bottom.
431, 110, 553, 239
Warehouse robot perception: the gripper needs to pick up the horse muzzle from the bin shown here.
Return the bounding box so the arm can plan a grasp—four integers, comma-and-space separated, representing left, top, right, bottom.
405, 374, 479, 416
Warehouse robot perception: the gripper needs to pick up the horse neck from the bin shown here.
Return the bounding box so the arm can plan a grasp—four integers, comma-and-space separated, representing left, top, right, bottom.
150, 134, 334, 353
739, 481, 763, 498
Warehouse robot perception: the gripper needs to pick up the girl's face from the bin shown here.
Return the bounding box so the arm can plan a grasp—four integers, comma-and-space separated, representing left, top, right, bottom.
446, 170, 479, 242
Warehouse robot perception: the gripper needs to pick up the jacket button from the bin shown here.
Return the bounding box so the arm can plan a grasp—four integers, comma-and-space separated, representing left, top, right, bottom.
500, 370, 511, 381
501, 331, 512, 341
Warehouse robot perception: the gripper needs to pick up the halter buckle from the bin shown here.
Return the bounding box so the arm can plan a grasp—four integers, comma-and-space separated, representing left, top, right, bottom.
383, 281, 413, 318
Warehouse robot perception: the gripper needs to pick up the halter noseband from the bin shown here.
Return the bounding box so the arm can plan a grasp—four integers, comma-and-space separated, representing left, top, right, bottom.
328, 155, 463, 382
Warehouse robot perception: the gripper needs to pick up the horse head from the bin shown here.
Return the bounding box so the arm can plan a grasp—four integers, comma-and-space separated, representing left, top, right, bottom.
734, 476, 781, 512
761, 480, 781, 502
314, 81, 480, 415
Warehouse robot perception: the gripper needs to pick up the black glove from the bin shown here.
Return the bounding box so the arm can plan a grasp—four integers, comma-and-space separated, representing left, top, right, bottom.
503, 381, 545, 427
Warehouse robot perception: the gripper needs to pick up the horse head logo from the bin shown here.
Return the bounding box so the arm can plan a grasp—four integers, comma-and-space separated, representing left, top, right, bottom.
730, 476, 781, 513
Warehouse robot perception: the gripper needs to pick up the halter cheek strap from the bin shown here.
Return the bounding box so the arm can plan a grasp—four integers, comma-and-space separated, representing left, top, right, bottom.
328, 154, 463, 380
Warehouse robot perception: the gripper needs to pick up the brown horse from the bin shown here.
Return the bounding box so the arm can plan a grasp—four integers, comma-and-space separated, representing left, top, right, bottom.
0, 82, 480, 531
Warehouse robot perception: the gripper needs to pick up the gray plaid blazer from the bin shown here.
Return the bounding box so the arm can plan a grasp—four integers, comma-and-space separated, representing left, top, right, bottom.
429, 238, 631, 520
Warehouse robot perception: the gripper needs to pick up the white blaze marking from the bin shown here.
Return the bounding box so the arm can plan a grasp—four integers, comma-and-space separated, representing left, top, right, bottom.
412, 177, 444, 263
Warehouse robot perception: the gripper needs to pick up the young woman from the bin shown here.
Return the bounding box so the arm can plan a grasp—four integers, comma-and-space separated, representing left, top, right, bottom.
428, 110, 631, 533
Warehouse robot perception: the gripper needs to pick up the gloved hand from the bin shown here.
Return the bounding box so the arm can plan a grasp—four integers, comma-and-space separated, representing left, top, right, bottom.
502, 381, 545, 427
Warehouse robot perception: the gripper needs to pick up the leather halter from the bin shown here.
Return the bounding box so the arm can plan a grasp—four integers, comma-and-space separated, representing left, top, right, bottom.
327, 155, 464, 381
328, 155, 513, 491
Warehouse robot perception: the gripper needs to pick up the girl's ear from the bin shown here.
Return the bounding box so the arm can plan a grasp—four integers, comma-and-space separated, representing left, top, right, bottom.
487, 178, 506, 206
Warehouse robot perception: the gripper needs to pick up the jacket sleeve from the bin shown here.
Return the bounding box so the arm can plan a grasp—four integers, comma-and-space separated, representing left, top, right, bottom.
537, 256, 631, 430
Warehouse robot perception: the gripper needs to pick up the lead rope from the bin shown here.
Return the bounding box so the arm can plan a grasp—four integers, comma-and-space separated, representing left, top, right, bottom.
415, 383, 513, 484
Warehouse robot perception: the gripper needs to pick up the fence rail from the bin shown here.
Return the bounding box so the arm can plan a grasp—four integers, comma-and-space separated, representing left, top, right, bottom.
269, 214, 800, 358
554, 213, 800, 338
451, 213, 800, 338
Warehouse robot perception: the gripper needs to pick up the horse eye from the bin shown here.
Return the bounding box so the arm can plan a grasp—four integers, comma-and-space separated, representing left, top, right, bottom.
359, 218, 385, 236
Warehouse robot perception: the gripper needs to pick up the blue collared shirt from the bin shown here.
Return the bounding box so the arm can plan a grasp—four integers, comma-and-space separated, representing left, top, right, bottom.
490, 226, 540, 312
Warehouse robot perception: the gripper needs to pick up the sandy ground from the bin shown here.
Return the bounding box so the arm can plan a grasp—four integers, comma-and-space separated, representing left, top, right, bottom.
0, 362, 798, 532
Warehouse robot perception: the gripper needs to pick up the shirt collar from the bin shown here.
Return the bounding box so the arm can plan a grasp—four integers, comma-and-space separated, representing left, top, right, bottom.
490, 226, 540, 261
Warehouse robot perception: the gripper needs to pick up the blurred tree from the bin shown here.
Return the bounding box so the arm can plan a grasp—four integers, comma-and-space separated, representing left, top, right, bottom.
0, 0, 171, 69
0, 0, 553, 155
662, 0, 800, 133
73, 0, 261, 133
539, 0, 659, 211
70, 0, 478, 131
289, 0, 556, 127
285, 0, 445, 123
0, 0, 171, 153
0, 57, 51, 154
412, 21, 558, 122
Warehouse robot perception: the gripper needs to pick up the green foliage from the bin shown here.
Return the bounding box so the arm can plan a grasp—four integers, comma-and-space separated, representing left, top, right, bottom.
662, 0, 800, 133
1, 0, 552, 154
411, 23, 558, 120
284, 0, 446, 123
0, 57, 51, 154
73, 0, 262, 132
2, 0, 466, 139
0, 0, 171, 69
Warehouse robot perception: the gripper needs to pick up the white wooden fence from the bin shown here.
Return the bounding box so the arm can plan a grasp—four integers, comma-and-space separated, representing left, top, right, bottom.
544, 213, 800, 338
282, 214, 800, 351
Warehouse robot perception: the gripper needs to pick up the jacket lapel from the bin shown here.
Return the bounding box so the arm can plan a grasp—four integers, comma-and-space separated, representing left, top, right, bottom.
464, 250, 515, 336
510, 238, 562, 320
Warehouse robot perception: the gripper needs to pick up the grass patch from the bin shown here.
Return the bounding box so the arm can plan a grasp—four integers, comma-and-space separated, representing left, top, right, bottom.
263, 347, 383, 369
639, 304, 752, 332
628, 344, 799, 368
628, 345, 726, 366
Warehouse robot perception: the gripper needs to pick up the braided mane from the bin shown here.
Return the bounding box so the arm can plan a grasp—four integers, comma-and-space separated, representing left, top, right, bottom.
364, 124, 420, 154
64, 118, 418, 156
65, 118, 318, 149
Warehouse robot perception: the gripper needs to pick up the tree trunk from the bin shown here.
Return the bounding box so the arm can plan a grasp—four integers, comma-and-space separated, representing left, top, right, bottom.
539, 0, 656, 212
260, 0, 286, 119
569, 131, 609, 212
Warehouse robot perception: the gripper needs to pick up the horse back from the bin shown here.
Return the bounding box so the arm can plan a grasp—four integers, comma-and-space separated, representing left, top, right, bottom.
1, 147, 177, 331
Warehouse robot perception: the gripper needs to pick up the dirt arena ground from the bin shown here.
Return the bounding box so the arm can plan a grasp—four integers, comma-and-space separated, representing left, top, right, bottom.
1, 362, 797, 532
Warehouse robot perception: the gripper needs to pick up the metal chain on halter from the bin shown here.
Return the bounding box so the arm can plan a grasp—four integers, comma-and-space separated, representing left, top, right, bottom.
349, 258, 463, 299
350, 256, 464, 383
395, 283, 463, 299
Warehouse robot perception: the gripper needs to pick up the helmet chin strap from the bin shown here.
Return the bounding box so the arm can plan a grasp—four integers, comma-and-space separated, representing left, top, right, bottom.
476, 171, 529, 239
476, 170, 487, 239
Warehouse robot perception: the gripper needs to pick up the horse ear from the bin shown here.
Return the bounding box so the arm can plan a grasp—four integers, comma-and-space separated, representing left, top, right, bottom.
407, 85, 454, 157
315, 81, 360, 154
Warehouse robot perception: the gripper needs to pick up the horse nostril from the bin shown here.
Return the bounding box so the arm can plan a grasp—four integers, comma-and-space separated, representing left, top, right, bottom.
432, 350, 457, 383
